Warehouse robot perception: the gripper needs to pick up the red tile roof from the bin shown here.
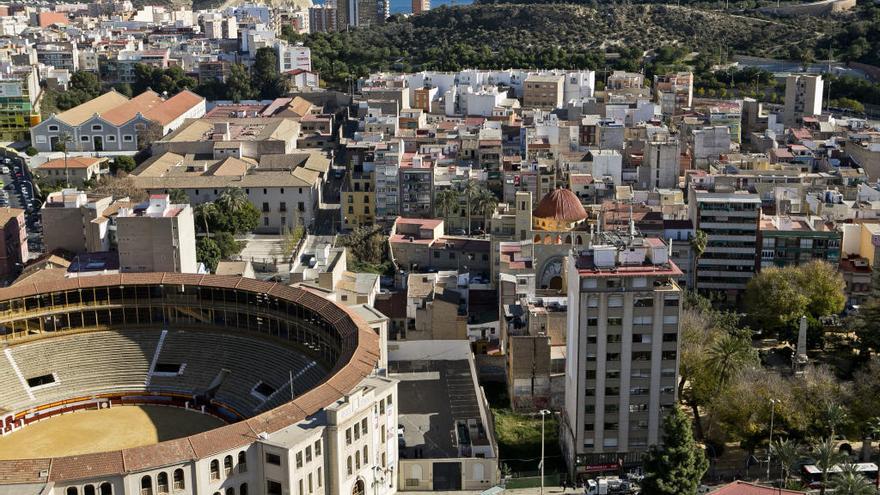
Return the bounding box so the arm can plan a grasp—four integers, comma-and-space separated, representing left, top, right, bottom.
709, 481, 806, 495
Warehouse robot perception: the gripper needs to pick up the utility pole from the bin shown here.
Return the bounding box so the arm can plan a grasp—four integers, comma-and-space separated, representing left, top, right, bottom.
539, 409, 551, 495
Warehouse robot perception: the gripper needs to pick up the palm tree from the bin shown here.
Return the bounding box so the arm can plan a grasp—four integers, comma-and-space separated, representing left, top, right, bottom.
814, 437, 848, 495
472, 187, 498, 232
827, 463, 877, 495
707, 333, 754, 388
217, 187, 250, 215
690, 229, 708, 291
771, 438, 801, 482
462, 180, 479, 235
823, 402, 849, 440
194, 202, 217, 235
435, 188, 460, 233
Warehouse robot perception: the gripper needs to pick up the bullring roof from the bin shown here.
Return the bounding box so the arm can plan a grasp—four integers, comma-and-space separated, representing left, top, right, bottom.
0, 273, 380, 483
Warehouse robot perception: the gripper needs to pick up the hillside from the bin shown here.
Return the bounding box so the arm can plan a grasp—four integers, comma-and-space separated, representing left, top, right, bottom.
305, 3, 826, 86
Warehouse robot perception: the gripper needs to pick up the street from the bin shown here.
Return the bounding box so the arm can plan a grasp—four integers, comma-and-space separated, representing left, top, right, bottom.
0, 149, 40, 253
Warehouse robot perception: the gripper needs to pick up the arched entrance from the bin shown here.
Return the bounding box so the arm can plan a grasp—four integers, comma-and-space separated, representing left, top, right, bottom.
352, 479, 365, 495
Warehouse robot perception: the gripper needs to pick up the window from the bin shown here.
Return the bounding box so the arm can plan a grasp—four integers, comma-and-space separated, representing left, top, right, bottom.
81, 135, 89, 142
633, 351, 651, 361
298, 202, 305, 212
663, 333, 678, 342
298, 480, 303, 495
587, 317, 598, 327
107, 135, 116, 142
238, 451, 247, 473
210, 460, 220, 480
354, 423, 360, 440
141, 475, 153, 495
262, 202, 270, 212
173, 469, 185, 490
662, 351, 677, 361
603, 438, 619, 448
265, 453, 282, 465
634, 297, 653, 307
85, 487, 96, 495
387, 394, 392, 406
630, 403, 648, 413
607, 317, 623, 326
314, 440, 322, 456
224, 455, 233, 475
318, 467, 323, 487
355, 451, 361, 469
123, 135, 133, 142
267, 481, 282, 495
608, 295, 623, 307
347, 456, 352, 476
263, 188, 267, 194
606, 353, 620, 362
67, 488, 79, 495
225, 489, 234, 495
305, 446, 312, 463
362, 445, 368, 464
308, 474, 314, 493
346, 428, 352, 445
280, 202, 287, 212
663, 315, 678, 325
296, 452, 303, 468
48, 125, 59, 131
633, 316, 652, 326
240, 484, 248, 495
158, 472, 169, 494
92, 124, 102, 131
263, 217, 269, 226
632, 333, 652, 343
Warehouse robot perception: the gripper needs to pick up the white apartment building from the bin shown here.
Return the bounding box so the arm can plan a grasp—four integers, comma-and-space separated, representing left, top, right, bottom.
277, 42, 312, 73
563, 233, 682, 476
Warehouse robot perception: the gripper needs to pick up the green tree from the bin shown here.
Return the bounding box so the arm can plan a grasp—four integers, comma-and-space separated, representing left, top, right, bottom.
213, 231, 245, 259
828, 463, 877, 495
111, 155, 137, 175
197, 237, 221, 272
226, 63, 256, 102
744, 261, 845, 339
462, 180, 479, 235
216, 188, 259, 234
194, 202, 218, 235
70, 71, 102, 98
168, 189, 189, 204
689, 230, 707, 290
852, 270, 880, 355
813, 438, 847, 495
771, 438, 801, 482
641, 405, 709, 495
435, 188, 460, 232
253, 47, 289, 99
345, 225, 385, 265
472, 186, 498, 230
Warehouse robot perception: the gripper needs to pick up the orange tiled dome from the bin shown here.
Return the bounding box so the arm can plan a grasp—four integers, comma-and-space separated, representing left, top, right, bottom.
533, 188, 588, 223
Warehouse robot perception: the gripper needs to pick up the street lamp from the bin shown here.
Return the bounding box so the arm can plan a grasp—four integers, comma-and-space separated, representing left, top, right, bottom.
767, 399, 778, 481
539, 409, 551, 495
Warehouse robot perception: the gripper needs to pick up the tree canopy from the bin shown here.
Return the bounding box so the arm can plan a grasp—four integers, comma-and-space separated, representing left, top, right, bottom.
641, 405, 709, 495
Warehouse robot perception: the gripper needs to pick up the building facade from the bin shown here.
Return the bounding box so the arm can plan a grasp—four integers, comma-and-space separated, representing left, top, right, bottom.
563, 233, 681, 475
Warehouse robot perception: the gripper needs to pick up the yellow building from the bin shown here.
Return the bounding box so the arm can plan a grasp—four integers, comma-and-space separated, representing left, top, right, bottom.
342, 169, 375, 230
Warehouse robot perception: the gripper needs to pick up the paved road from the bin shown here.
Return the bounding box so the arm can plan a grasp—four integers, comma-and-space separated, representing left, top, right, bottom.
0, 150, 41, 253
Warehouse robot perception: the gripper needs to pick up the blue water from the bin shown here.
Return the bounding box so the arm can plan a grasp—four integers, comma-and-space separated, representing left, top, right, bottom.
389, 0, 473, 13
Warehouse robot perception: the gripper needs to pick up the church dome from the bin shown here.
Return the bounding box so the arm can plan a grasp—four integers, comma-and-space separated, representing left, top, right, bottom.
533, 188, 588, 223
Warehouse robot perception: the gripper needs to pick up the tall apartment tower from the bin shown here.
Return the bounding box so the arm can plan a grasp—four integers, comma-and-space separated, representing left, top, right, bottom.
338, 0, 387, 28
783, 74, 823, 127
562, 233, 682, 475
116, 194, 198, 273
412, 0, 430, 14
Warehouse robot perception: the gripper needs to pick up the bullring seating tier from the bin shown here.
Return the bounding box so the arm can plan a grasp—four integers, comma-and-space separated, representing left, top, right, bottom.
0, 328, 327, 417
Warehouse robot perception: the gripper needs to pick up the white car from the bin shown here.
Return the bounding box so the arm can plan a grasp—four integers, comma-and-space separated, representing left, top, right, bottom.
1, 167, 9, 174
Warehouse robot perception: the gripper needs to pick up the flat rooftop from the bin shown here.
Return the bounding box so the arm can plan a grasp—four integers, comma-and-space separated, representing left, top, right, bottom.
389, 359, 485, 459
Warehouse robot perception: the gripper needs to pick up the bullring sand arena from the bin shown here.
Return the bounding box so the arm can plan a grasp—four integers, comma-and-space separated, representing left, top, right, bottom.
0, 405, 224, 459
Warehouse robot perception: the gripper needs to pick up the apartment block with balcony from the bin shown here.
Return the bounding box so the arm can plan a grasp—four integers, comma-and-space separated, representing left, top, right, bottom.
756, 214, 841, 270
0, 64, 40, 141
523, 74, 564, 110
116, 194, 199, 273
688, 190, 761, 301
563, 233, 682, 475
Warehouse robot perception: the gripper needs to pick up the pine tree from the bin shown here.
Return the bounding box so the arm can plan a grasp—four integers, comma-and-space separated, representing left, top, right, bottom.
641, 405, 709, 495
